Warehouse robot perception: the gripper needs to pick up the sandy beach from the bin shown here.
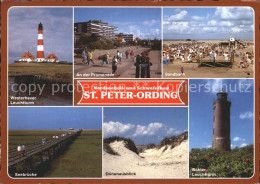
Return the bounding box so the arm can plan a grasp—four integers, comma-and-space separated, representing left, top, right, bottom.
163, 40, 254, 78
103, 140, 188, 178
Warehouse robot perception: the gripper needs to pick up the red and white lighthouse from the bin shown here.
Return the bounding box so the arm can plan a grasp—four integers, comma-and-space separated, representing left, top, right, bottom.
37, 22, 45, 62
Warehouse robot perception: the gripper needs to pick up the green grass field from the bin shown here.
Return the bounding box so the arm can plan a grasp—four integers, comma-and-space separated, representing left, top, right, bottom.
9, 62, 72, 83
9, 130, 69, 150
44, 130, 102, 177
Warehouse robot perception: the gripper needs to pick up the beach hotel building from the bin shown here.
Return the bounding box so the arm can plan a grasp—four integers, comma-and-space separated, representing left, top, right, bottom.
74, 20, 117, 39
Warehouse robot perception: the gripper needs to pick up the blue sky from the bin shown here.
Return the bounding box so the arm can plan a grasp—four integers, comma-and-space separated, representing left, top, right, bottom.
8, 7, 73, 63
163, 7, 254, 40
74, 8, 161, 39
103, 107, 187, 145
9, 107, 102, 130
189, 79, 254, 150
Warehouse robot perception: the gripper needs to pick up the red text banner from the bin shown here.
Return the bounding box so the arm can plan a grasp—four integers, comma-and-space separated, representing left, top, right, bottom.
75, 80, 188, 105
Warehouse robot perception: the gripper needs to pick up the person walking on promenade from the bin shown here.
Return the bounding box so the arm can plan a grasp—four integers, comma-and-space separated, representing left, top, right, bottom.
88, 51, 94, 65
82, 48, 89, 64
82, 49, 87, 64
135, 54, 141, 78
125, 50, 129, 59
181, 67, 184, 75
145, 54, 152, 78
103, 53, 109, 66
140, 54, 146, 78
130, 50, 135, 62
112, 56, 119, 76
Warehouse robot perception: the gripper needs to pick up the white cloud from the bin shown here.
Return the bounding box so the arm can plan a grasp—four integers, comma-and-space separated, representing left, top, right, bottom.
239, 111, 253, 120
240, 143, 248, 147
125, 25, 160, 39
168, 10, 188, 21
251, 25, 254, 31
133, 122, 163, 137
163, 8, 253, 40
207, 20, 233, 27
191, 16, 205, 21
233, 137, 246, 142
166, 21, 189, 33
103, 121, 184, 140
219, 21, 233, 27
233, 137, 240, 142
104, 120, 184, 140
103, 121, 135, 136
232, 27, 243, 33
208, 20, 217, 26
215, 7, 253, 20
143, 19, 159, 26
202, 27, 217, 32
241, 20, 253, 25
166, 128, 181, 135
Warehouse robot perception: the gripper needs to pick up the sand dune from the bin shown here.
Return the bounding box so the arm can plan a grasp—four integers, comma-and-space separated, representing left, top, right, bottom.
103, 140, 188, 178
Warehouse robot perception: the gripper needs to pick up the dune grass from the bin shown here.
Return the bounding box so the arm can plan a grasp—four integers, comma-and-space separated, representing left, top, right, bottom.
44, 130, 102, 177
104, 136, 139, 155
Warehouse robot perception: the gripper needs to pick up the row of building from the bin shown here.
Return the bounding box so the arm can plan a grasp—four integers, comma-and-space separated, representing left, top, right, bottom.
74, 20, 136, 43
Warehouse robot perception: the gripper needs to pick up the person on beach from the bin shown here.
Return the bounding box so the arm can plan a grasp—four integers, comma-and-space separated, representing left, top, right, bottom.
112, 56, 119, 76
224, 52, 228, 60
210, 51, 215, 62
188, 54, 192, 63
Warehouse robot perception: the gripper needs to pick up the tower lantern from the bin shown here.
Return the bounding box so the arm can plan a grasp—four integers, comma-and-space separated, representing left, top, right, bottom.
212, 89, 231, 151
37, 22, 45, 62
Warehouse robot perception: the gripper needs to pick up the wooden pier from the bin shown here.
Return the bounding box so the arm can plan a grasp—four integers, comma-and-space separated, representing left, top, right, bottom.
8, 130, 82, 177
